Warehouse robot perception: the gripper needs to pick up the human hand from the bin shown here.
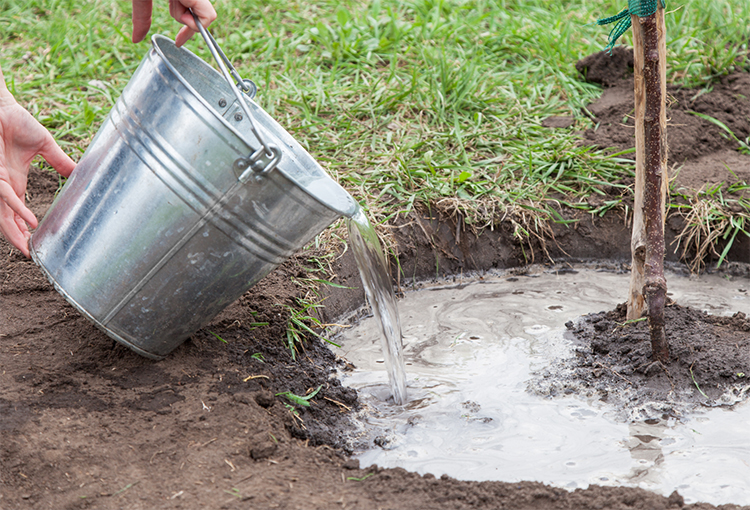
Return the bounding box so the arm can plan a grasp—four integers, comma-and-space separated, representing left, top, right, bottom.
131, 0, 217, 48
0, 70, 76, 257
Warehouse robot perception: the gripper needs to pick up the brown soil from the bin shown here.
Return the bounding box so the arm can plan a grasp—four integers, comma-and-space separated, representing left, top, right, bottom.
4, 53, 750, 509
532, 302, 750, 422
577, 48, 750, 191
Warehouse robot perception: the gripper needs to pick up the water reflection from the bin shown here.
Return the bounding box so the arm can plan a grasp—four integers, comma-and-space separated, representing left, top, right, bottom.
625, 421, 667, 486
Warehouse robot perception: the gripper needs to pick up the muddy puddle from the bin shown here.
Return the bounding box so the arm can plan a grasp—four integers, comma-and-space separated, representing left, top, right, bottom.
332, 265, 750, 506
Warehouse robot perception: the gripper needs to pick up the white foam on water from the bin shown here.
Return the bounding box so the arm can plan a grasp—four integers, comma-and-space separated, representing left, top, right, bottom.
333, 267, 750, 506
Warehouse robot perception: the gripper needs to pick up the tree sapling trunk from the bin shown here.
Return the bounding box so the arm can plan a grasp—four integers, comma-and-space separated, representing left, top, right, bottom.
627, 5, 669, 363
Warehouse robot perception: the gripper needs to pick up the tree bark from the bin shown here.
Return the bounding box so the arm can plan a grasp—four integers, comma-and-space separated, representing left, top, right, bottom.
627, 8, 669, 362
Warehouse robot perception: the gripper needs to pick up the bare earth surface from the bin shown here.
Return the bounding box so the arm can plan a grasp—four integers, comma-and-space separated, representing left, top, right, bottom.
578, 47, 750, 191
3, 52, 750, 509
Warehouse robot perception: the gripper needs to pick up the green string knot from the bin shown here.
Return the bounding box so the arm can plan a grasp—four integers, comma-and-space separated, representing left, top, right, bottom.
596, 0, 665, 54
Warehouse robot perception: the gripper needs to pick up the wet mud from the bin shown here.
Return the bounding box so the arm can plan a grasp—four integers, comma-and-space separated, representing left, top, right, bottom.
545, 302, 750, 420
3, 52, 750, 508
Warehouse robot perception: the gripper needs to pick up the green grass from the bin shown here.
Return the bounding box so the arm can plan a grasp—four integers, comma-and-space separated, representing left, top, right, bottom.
672, 181, 750, 272
689, 363, 709, 399
278, 297, 341, 359
2, 0, 749, 248
276, 385, 323, 408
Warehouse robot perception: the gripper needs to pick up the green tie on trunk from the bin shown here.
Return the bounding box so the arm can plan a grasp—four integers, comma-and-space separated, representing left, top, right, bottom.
596, 0, 666, 53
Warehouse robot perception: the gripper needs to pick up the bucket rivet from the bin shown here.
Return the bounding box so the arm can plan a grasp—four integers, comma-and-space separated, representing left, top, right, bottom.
234, 158, 249, 171
234, 113, 243, 122
218, 98, 227, 107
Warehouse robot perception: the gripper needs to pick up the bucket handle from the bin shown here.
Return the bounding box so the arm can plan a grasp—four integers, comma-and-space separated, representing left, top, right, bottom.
190, 11, 280, 178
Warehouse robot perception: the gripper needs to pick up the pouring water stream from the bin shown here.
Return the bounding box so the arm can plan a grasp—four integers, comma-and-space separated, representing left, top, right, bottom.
345, 206, 408, 405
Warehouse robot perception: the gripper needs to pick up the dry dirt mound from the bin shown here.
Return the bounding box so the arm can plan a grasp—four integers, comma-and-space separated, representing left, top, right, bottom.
577, 48, 750, 191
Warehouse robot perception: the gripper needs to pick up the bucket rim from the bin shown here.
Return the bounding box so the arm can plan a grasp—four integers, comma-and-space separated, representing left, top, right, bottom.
149, 34, 357, 218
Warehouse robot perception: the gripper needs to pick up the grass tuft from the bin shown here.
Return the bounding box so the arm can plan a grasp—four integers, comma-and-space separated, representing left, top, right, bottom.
672, 182, 750, 272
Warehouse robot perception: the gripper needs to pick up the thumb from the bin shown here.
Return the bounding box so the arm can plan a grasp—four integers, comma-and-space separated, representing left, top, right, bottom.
38, 134, 76, 178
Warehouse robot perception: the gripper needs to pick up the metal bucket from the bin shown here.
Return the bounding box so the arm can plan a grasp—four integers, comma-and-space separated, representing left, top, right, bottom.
30, 33, 357, 359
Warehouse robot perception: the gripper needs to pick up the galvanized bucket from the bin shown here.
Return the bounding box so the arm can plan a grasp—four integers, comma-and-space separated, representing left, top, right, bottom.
30, 29, 357, 359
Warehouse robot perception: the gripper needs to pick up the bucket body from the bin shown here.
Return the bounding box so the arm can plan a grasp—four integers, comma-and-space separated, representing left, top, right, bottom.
31, 35, 357, 359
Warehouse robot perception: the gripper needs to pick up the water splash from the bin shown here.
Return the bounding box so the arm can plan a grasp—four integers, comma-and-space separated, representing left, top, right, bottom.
346, 207, 407, 405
